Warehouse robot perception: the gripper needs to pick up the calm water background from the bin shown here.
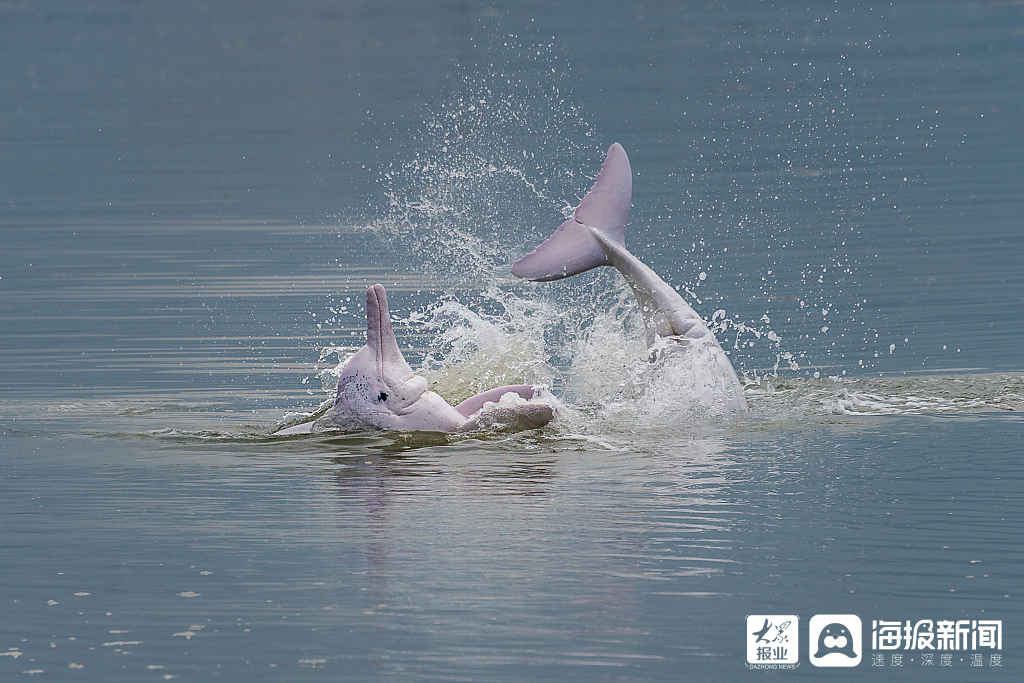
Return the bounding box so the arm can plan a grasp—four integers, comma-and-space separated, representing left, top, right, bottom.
2, 1, 1022, 681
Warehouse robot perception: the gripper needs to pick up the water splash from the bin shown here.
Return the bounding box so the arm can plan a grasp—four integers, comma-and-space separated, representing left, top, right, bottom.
337, 77, 789, 433
402, 286, 558, 405
362, 40, 597, 288
303, 37, 992, 437
562, 282, 750, 428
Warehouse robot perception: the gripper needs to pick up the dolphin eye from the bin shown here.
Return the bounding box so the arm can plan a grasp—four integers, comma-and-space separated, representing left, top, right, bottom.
377, 392, 388, 402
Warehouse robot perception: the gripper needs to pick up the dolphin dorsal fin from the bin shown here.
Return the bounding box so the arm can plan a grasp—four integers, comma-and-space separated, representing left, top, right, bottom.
511, 143, 632, 282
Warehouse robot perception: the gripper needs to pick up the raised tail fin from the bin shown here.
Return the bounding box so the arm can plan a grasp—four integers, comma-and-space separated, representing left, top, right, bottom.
511, 143, 632, 282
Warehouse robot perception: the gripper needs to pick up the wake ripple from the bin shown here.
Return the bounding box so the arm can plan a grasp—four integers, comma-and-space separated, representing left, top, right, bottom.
744, 373, 1023, 417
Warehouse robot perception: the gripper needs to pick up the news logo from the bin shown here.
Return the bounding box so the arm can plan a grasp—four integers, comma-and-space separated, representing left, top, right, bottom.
746, 615, 799, 667
809, 614, 862, 667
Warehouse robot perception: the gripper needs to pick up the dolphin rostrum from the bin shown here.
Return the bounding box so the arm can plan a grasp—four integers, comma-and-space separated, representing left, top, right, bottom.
512, 143, 747, 412
275, 284, 554, 435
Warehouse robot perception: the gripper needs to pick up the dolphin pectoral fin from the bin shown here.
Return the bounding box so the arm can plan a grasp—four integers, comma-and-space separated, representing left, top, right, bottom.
454, 386, 554, 433
272, 421, 316, 436
458, 403, 554, 433
453, 385, 538, 418
511, 143, 632, 282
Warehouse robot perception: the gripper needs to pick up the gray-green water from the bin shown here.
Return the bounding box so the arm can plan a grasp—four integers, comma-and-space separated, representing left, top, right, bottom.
2, 2, 1022, 680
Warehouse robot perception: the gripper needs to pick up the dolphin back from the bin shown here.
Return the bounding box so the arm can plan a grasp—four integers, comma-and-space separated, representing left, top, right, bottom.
511, 143, 632, 282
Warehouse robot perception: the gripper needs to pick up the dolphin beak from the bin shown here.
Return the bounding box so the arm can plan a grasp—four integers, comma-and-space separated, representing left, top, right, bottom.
364, 284, 427, 410
367, 284, 407, 374
365, 284, 387, 374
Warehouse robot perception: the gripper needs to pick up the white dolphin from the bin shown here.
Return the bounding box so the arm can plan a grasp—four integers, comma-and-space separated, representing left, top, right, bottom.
274, 284, 554, 435
512, 143, 747, 412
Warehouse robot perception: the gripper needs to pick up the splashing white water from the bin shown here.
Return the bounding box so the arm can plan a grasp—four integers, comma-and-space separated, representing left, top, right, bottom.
300, 43, 1011, 436
402, 287, 558, 405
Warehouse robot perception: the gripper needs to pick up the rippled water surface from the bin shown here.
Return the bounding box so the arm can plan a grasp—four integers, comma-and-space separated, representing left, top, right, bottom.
2, 2, 1022, 680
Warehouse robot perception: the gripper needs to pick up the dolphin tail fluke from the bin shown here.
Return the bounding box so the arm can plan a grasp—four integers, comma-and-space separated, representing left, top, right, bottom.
509, 216, 611, 281
573, 142, 632, 241
511, 143, 632, 282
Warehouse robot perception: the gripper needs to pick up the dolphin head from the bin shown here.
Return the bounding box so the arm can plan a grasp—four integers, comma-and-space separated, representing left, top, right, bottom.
334, 285, 429, 418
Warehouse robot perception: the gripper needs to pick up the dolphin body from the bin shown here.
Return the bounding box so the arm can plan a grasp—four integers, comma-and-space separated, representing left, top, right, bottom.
511, 143, 747, 412
274, 284, 554, 435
